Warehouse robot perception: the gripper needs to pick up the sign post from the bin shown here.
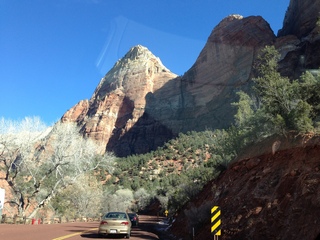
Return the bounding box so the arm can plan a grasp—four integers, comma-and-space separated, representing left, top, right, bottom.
0, 188, 5, 222
211, 206, 221, 239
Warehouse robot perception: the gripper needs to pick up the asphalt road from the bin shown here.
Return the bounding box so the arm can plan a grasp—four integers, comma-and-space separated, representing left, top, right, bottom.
0, 215, 171, 240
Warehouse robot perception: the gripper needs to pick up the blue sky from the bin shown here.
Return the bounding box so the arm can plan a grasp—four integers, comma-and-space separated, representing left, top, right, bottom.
1, 0, 290, 126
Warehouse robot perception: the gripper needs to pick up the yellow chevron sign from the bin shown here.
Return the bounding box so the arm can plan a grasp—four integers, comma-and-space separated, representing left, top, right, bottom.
211, 206, 221, 236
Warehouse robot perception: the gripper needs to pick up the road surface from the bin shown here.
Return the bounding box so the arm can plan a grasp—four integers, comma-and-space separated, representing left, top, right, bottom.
0, 215, 172, 240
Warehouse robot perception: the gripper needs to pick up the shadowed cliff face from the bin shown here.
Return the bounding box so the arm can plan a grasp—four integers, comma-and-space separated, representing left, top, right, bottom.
278, 0, 320, 38
145, 15, 275, 133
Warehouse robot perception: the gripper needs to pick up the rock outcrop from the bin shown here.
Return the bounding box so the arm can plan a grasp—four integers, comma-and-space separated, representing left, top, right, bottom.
62, 45, 178, 156
278, 0, 320, 38
276, 0, 320, 78
146, 15, 275, 133
59, 0, 320, 238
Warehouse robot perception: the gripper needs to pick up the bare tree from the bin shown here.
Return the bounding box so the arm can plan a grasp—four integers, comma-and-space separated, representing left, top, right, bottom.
50, 174, 104, 218
0, 117, 49, 216
102, 189, 134, 213
134, 188, 151, 210
0, 118, 115, 218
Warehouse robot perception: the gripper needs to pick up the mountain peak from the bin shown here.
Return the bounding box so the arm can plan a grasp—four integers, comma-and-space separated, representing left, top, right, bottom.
110, 44, 168, 72
91, 44, 177, 101
123, 45, 154, 61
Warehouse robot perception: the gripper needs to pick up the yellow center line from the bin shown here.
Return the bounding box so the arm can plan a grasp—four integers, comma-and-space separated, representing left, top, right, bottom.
52, 227, 98, 240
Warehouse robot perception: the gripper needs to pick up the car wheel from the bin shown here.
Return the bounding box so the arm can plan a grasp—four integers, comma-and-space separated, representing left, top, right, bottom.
126, 233, 130, 239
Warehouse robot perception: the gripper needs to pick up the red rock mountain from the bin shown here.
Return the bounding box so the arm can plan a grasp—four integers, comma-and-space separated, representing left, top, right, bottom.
62, 15, 277, 156
62, 45, 178, 156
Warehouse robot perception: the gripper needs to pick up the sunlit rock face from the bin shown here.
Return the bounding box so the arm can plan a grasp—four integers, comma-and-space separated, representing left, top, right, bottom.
62, 45, 178, 156
62, 100, 89, 122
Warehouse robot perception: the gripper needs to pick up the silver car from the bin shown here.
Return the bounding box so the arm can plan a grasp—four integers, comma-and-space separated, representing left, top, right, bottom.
98, 211, 132, 238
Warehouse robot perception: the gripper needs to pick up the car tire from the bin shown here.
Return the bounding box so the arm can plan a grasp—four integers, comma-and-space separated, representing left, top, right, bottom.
126, 233, 130, 239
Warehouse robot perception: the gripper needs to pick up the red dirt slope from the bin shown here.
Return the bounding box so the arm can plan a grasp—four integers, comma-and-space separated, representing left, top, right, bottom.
170, 134, 320, 240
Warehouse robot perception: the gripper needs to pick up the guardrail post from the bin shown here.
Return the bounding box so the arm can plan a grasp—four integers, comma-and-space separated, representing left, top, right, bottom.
211, 206, 221, 239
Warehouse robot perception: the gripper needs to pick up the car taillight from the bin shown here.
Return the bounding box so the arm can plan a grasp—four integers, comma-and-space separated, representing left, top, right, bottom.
121, 221, 129, 225
100, 221, 108, 225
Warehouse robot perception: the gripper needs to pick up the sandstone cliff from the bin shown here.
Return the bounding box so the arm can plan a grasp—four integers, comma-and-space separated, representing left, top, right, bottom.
62, 45, 178, 156
276, 0, 320, 78
146, 15, 275, 133
278, 0, 320, 38
60, 0, 320, 238
63, 15, 275, 156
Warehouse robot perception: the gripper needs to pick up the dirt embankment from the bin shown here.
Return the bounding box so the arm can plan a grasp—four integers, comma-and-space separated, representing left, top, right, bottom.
170, 134, 320, 240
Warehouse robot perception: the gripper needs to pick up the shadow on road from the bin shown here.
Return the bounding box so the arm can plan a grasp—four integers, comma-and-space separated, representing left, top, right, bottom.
80, 233, 130, 239
80, 232, 102, 238
80, 226, 159, 239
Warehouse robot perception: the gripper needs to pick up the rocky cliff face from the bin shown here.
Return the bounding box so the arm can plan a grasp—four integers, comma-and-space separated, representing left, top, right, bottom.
146, 15, 275, 133
62, 45, 177, 156
276, 0, 320, 78
63, 15, 275, 156
278, 0, 320, 38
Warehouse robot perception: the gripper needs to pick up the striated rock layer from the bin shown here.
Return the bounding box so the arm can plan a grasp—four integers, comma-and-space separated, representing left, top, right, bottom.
278, 0, 320, 38
62, 45, 178, 156
276, 0, 320, 78
146, 15, 275, 133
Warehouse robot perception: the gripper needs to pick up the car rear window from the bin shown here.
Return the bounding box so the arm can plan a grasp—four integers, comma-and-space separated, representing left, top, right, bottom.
105, 213, 127, 219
